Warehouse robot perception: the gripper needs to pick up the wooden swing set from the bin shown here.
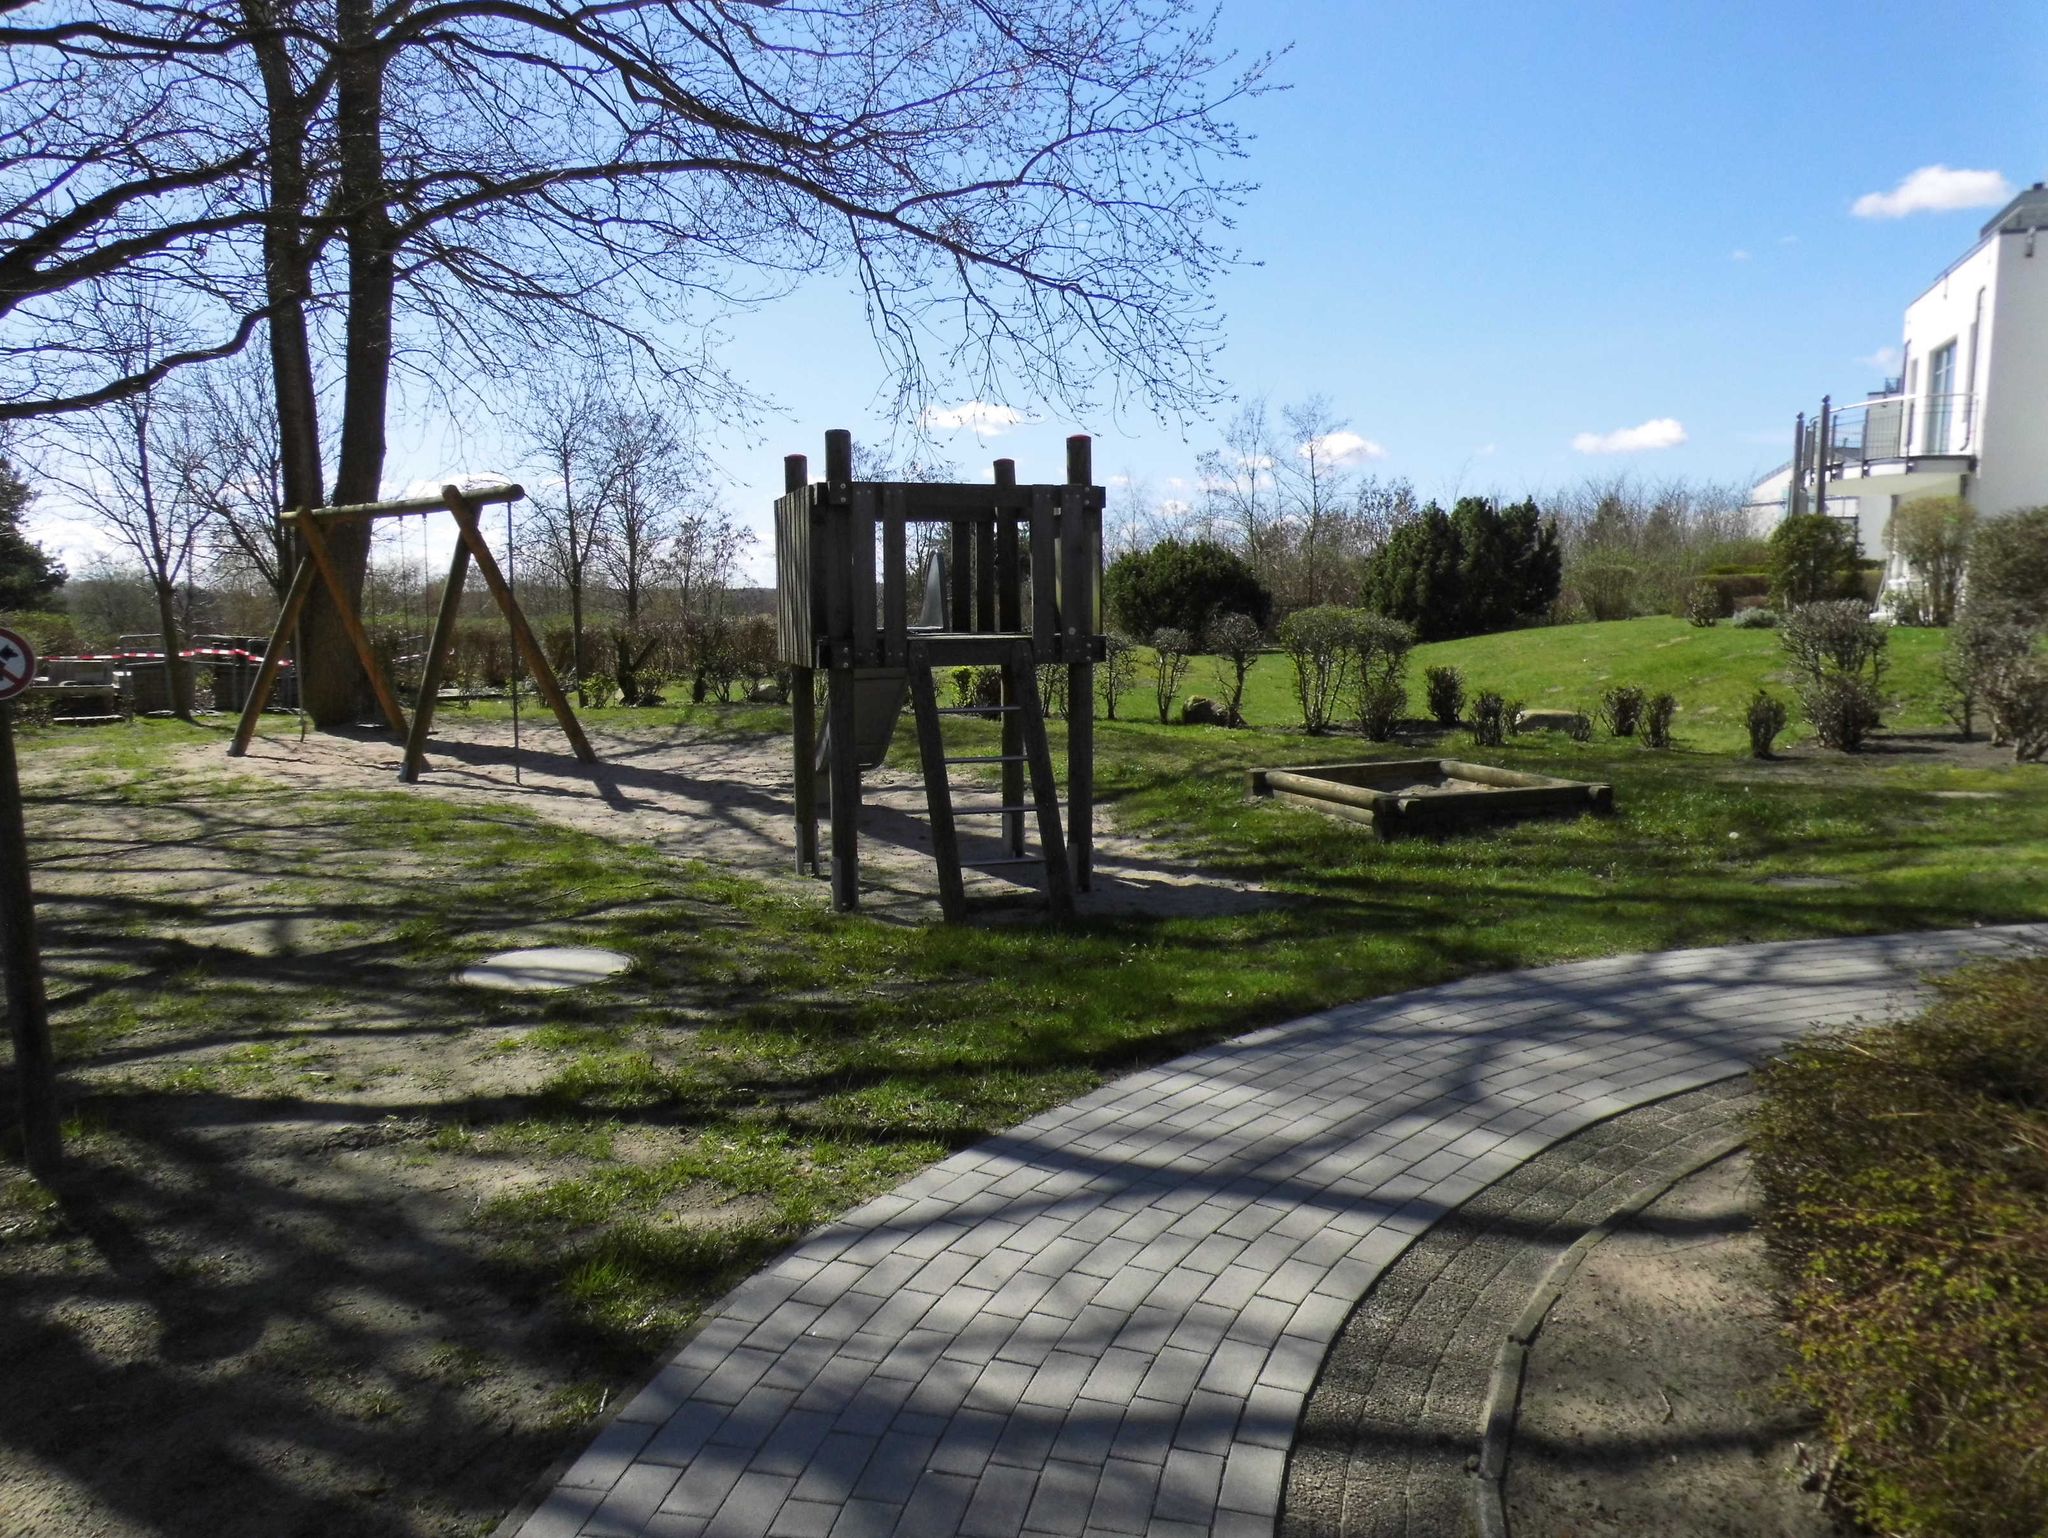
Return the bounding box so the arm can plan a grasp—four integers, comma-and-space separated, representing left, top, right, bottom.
226, 482, 594, 779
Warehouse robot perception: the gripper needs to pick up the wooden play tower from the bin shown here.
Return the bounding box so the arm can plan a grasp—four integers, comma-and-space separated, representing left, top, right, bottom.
776, 430, 1103, 920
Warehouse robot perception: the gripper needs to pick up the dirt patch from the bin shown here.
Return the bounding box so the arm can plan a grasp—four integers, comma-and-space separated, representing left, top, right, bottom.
0, 719, 1266, 1538
219, 717, 1270, 922
1503, 1153, 1848, 1537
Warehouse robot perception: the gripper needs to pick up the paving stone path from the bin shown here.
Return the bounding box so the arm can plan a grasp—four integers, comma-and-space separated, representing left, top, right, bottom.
510, 926, 2046, 1538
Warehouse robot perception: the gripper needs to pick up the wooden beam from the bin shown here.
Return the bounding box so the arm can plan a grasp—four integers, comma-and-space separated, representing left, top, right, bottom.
0, 702, 61, 1178
907, 644, 966, 922
786, 452, 819, 877
1065, 435, 1096, 892
227, 553, 318, 756
398, 535, 475, 782
296, 511, 410, 737
443, 486, 595, 764
994, 459, 1024, 856
882, 487, 907, 667
281, 484, 523, 523
1009, 642, 1074, 922
827, 644, 860, 911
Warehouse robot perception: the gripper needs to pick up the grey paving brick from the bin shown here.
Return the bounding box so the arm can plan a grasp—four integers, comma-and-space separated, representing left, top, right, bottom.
1151, 1448, 1225, 1524
702, 1473, 799, 1538
516, 1486, 604, 1538
959, 1462, 1041, 1538
559, 1419, 658, 1491
514, 927, 2045, 1538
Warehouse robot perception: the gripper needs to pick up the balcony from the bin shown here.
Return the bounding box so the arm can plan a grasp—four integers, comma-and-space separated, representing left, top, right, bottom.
1786, 392, 1975, 516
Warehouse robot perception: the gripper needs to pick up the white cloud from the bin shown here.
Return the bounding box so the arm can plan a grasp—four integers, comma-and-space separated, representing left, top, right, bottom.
1852, 165, 2013, 219
1234, 452, 1275, 471
1301, 429, 1387, 464
1157, 498, 1192, 519
919, 400, 1029, 436
1731, 248, 1751, 262
1571, 418, 1688, 455
1859, 345, 1904, 374
1474, 443, 1498, 458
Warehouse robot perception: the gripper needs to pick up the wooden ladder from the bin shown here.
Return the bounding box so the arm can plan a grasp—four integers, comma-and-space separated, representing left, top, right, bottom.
906, 639, 1075, 923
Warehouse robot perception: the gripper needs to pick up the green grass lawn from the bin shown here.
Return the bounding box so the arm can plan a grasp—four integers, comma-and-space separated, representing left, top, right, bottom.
5, 612, 2041, 1529
1105, 616, 1953, 753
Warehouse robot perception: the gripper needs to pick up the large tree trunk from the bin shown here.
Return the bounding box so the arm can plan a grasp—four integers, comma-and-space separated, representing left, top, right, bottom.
300, 0, 393, 726
153, 581, 194, 720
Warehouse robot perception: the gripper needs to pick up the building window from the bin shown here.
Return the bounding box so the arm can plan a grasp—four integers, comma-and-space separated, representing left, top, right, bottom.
1927, 341, 1956, 454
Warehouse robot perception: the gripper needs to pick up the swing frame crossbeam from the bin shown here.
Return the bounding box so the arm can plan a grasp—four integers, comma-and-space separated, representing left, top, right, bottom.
227, 482, 595, 781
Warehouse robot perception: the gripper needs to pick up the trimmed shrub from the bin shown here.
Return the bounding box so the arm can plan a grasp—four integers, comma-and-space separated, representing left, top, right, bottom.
1597, 684, 1645, 738
951, 665, 1002, 714
1105, 539, 1271, 639
1781, 599, 1890, 685
1966, 506, 2048, 628
1768, 512, 1861, 606
1278, 605, 1361, 735
1800, 672, 1883, 752
1683, 581, 1720, 627
1351, 613, 1414, 736
1731, 606, 1778, 629
1357, 676, 1405, 741
1746, 690, 1788, 757
1467, 690, 1508, 748
1423, 664, 1466, 726
2002, 663, 2048, 763
1205, 611, 1262, 727
1752, 959, 2048, 1538
1641, 692, 1676, 749
1569, 556, 1637, 622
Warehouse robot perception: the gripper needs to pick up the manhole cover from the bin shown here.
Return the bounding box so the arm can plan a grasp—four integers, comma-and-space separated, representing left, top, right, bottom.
1761, 875, 1855, 890
458, 946, 633, 991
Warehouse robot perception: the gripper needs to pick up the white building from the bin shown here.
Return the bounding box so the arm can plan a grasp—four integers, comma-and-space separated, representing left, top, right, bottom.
1762, 182, 2048, 594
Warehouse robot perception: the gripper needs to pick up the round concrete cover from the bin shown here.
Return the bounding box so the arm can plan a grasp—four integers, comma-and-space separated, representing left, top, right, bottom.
458, 946, 632, 991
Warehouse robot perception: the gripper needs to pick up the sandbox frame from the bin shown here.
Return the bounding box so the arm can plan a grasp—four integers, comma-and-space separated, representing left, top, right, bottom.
1247, 758, 1614, 838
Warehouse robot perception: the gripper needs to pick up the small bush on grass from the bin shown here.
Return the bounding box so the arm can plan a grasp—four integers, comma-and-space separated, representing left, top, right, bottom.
1731, 606, 1778, 629
1783, 600, 1890, 752
1684, 580, 1721, 627
1278, 605, 1360, 735
1641, 692, 1676, 749
1746, 690, 1788, 757
1563, 709, 1593, 743
1148, 627, 1193, 724
950, 665, 1002, 714
1424, 664, 1466, 726
1205, 611, 1262, 727
1352, 613, 1414, 739
1357, 676, 1405, 741
1800, 672, 1883, 752
1468, 690, 1508, 748
1096, 634, 1139, 721
1036, 660, 1069, 720
1752, 958, 2048, 1538
1598, 684, 1645, 738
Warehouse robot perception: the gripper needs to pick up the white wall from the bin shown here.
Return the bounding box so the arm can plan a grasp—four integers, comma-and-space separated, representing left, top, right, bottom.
1977, 231, 2048, 516
1899, 238, 1997, 460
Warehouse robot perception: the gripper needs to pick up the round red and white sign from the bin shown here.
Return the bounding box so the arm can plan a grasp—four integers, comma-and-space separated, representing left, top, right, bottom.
0, 626, 37, 702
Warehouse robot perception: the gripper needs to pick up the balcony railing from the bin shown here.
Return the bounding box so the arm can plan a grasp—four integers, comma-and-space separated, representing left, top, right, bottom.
1820, 392, 1976, 462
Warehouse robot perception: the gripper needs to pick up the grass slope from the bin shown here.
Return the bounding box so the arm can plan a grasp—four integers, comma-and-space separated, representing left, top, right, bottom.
1120, 617, 1955, 753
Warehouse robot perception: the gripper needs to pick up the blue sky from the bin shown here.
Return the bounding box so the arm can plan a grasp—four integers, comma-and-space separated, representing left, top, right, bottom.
673, 0, 2047, 576
29, 1, 2048, 579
